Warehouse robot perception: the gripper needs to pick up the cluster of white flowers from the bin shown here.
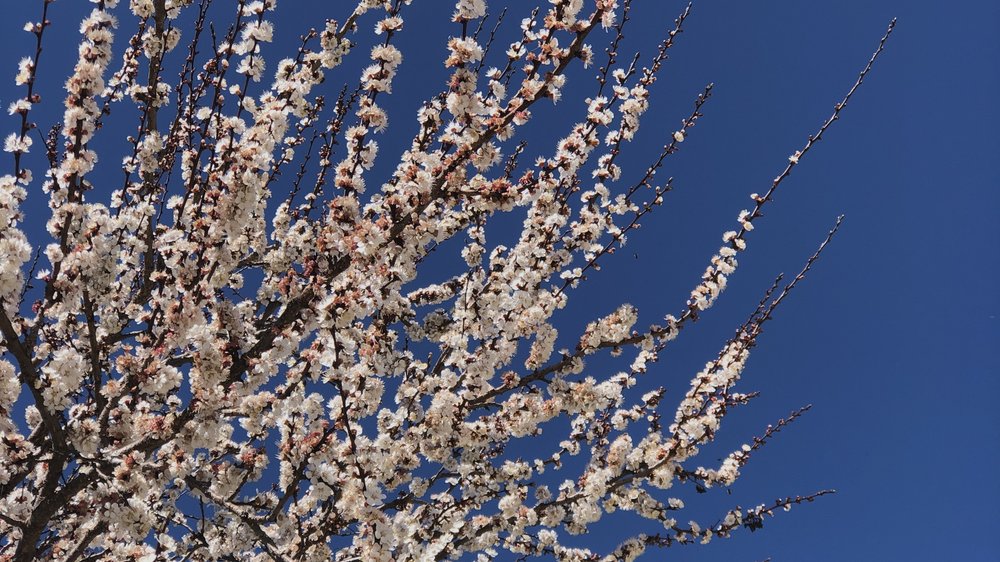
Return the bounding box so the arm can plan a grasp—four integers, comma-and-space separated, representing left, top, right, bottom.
673, 336, 749, 441
0, 175, 30, 313
687, 229, 741, 311
333, 7, 408, 195
579, 303, 638, 351
454, 0, 487, 22
52, 5, 117, 190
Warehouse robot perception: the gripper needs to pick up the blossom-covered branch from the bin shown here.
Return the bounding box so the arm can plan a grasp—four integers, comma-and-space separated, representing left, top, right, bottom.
0, 1, 895, 560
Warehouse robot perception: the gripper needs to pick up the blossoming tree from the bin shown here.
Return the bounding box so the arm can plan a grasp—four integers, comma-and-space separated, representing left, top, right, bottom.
0, 0, 894, 560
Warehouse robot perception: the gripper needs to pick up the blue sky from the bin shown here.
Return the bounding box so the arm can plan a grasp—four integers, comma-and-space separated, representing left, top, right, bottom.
2, 1, 998, 560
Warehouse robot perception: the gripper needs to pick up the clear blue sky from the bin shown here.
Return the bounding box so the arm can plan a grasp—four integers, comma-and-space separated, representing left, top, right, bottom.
2, 1, 997, 560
